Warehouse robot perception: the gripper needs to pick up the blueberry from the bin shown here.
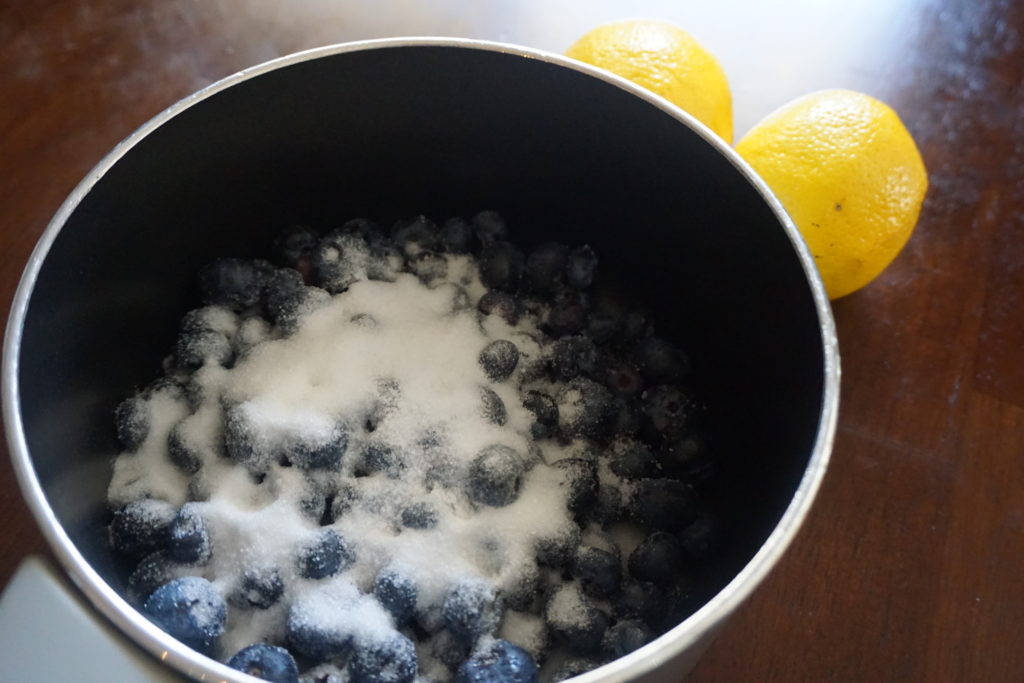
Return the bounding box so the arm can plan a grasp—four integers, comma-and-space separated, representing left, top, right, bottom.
548, 335, 598, 381
356, 441, 404, 478
522, 390, 558, 440
480, 386, 508, 426
661, 434, 715, 484
338, 217, 385, 246
628, 531, 685, 588
524, 242, 568, 293
607, 396, 642, 437
535, 525, 581, 568
600, 362, 645, 398
262, 268, 307, 323
556, 377, 613, 440
616, 580, 668, 628
479, 340, 520, 382
296, 529, 354, 579
545, 293, 587, 337
228, 643, 300, 683
678, 515, 717, 560
457, 639, 539, 683
467, 444, 525, 507
109, 499, 176, 560
602, 619, 653, 659
431, 629, 471, 671
641, 386, 695, 440
373, 568, 418, 623
552, 658, 601, 682
479, 241, 524, 292
401, 502, 439, 529
545, 583, 609, 653
229, 566, 285, 609
349, 631, 418, 683
443, 578, 505, 640
477, 291, 520, 325
328, 481, 360, 521
636, 336, 689, 384
440, 217, 473, 253
609, 438, 660, 479
287, 602, 351, 661
127, 551, 177, 604
565, 245, 598, 289
114, 397, 150, 451
391, 215, 438, 257
223, 405, 259, 464
572, 546, 622, 599
589, 483, 623, 527
552, 458, 598, 518
471, 210, 508, 246
587, 310, 621, 344
314, 230, 371, 292
289, 424, 349, 471
660, 584, 699, 631
167, 503, 210, 565
273, 224, 319, 271
198, 258, 273, 311
503, 564, 543, 612
629, 478, 696, 531
167, 423, 202, 474
175, 327, 233, 370
411, 250, 449, 283
143, 576, 225, 653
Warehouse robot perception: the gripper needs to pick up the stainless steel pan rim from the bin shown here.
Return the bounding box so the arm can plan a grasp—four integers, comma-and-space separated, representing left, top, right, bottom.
2, 36, 840, 683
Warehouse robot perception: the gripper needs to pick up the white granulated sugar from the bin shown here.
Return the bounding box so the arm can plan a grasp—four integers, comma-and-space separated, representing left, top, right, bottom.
499, 611, 548, 661
546, 582, 591, 631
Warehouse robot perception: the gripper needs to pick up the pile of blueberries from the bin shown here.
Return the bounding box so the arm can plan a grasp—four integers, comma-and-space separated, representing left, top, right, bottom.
109, 212, 717, 683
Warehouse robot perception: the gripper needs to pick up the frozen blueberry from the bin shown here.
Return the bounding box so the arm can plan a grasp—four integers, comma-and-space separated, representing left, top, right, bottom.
503, 564, 543, 613
552, 458, 598, 518
144, 576, 225, 653
602, 619, 653, 659
545, 583, 609, 654
661, 434, 715, 484
480, 386, 508, 426
228, 643, 300, 683
296, 529, 354, 579
609, 438, 661, 479
642, 385, 695, 441
524, 242, 568, 293
678, 515, 717, 560
196, 258, 270, 311
391, 215, 438, 257
589, 483, 623, 527
479, 340, 520, 382
338, 217, 385, 246
263, 269, 306, 323
431, 629, 472, 671
607, 396, 642, 437
114, 396, 149, 451
572, 546, 622, 599
636, 336, 689, 384
167, 423, 202, 474
110, 499, 176, 560
471, 210, 508, 246
600, 362, 645, 398
175, 327, 233, 370
522, 390, 558, 440
401, 502, 439, 529
229, 566, 285, 609
356, 441, 404, 478
467, 444, 525, 507
411, 250, 448, 283
628, 531, 685, 588
328, 481, 360, 522
535, 525, 582, 568
314, 230, 372, 292
287, 602, 351, 661
565, 245, 598, 289
167, 503, 210, 565
457, 639, 539, 683
629, 478, 697, 531
660, 584, 699, 631
373, 568, 418, 623
439, 216, 473, 253
479, 241, 524, 292
289, 424, 350, 471
443, 578, 505, 640
548, 335, 598, 382
587, 310, 621, 344
223, 405, 259, 464
127, 551, 177, 604
616, 580, 668, 628
556, 377, 613, 439
273, 224, 319, 272
545, 293, 587, 337
477, 291, 520, 325
349, 631, 418, 683
552, 658, 602, 682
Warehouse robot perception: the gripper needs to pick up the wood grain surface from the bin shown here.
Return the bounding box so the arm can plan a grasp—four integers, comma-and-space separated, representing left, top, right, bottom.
1, 1, 1022, 681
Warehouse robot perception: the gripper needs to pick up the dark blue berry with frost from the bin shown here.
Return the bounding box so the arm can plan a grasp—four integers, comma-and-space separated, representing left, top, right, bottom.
144, 576, 225, 653
642, 385, 695, 440
296, 529, 354, 579
565, 245, 597, 289
467, 444, 524, 507
175, 327, 233, 370
548, 335, 598, 381
629, 478, 696, 531
545, 583, 609, 654
273, 224, 319, 270
479, 339, 520, 381
616, 580, 668, 628
602, 619, 653, 659
228, 643, 299, 683
456, 639, 539, 683
522, 390, 558, 440
167, 423, 201, 474
167, 502, 210, 565
391, 215, 438, 257
373, 568, 418, 623
401, 502, 439, 529
480, 386, 507, 426
288, 424, 349, 471
479, 241, 524, 292
628, 531, 685, 588
443, 578, 505, 640
349, 631, 418, 683
127, 551, 177, 604
198, 258, 273, 311
556, 377, 613, 439
609, 437, 660, 479
109, 499, 176, 560
230, 566, 284, 609
572, 545, 622, 599
115, 396, 150, 450
525, 242, 568, 293
477, 290, 520, 325
356, 441, 404, 478
440, 216, 473, 253
636, 336, 690, 384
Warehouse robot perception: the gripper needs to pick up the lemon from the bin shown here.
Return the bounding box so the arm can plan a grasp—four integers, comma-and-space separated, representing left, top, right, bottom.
736, 90, 928, 299
566, 20, 733, 142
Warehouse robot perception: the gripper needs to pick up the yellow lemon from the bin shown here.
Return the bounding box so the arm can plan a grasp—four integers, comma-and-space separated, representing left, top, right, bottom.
566, 19, 733, 142
736, 90, 928, 299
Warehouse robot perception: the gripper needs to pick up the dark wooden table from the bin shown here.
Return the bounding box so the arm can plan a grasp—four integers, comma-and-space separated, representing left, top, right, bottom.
2, 1, 1022, 681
